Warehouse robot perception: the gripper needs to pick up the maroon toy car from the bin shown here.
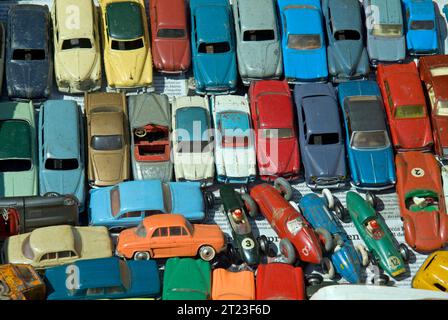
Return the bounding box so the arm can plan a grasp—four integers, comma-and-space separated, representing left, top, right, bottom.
256, 263, 305, 300
249, 80, 300, 181
150, 0, 191, 73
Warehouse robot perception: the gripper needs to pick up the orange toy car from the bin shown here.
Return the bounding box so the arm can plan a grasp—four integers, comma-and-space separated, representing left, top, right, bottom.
211, 268, 255, 300
116, 214, 226, 261
0, 264, 46, 300
396, 151, 448, 252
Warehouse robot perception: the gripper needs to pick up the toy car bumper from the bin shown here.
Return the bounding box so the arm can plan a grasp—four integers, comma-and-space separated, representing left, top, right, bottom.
350, 181, 395, 191
217, 175, 256, 184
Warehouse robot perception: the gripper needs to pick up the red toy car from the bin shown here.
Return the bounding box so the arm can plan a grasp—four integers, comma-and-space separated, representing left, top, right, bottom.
150, 0, 191, 73
396, 151, 448, 252
249, 80, 300, 181
376, 62, 433, 151
419, 55, 448, 158
256, 263, 305, 300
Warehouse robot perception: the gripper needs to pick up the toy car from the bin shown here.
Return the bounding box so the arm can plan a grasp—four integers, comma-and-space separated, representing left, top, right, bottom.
338, 80, 396, 190
376, 62, 433, 151
345, 191, 409, 279
190, 0, 237, 94
419, 55, 448, 158
277, 0, 327, 82
172, 96, 214, 184
99, 0, 152, 89
0, 23, 5, 93
256, 263, 305, 300
322, 0, 369, 81
219, 185, 268, 266
412, 250, 448, 292
162, 258, 211, 300
89, 180, 213, 229
45, 257, 161, 300
402, 0, 439, 55
444, 5, 448, 54
0, 194, 78, 240
38, 100, 86, 211
0, 264, 45, 300
150, 0, 190, 73
249, 80, 300, 181
212, 268, 255, 300
232, 0, 282, 84
128, 94, 172, 182
2, 225, 113, 269
51, 0, 102, 93
116, 214, 225, 261
363, 0, 406, 65
212, 95, 256, 183
6, 4, 52, 99
85, 92, 130, 187
395, 151, 448, 252
295, 83, 347, 189
0, 101, 37, 197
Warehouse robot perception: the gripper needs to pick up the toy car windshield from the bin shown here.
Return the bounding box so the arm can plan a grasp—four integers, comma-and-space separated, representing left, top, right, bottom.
351, 130, 388, 149
157, 29, 186, 39
372, 23, 402, 37
243, 29, 275, 42
12, 49, 45, 61
394, 104, 425, 119
410, 20, 434, 31
405, 191, 439, 212
135, 222, 147, 237
45, 158, 78, 170
261, 128, 293, 139
198, 42, 230, 54
333, 29, 361, 41
91, 135, 123, 151
288, 34, 321, 50
436, 101, 448, 116
429, 66, 448, 77
308, 133, 339, 145
61, 38, 92, 50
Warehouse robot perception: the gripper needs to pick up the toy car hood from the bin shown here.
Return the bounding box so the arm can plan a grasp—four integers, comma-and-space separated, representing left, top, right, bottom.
257, 134, 299, 176
302, 142, 346, 180
153, 35, 190, 72
256, 263, 305, 300
212, 269, 255, 300
194, 52, 237, 89
238, 40, 282, 79
7, 61, 51, 99
105, 48, 151, 87
329, 37, 365, 76
331, 244, 363, 284
56, 48, 99, 83
350, 147, 395, 186
368, 35, 405, 62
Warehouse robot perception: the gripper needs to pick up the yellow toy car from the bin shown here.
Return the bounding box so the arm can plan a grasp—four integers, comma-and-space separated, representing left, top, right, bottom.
99, 0, 152, 89
412, 250, 448, 292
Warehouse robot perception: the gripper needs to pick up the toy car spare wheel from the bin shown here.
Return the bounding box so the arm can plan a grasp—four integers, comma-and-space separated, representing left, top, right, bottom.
315, 228, 334, 252
241, 193, 258, 218
274, 178, 293, 201
365, 191, 378, 208
399, 243, 410, 262
134, 251, 151, 260
322, 189, 334, 209
258, 235, 269, 254
199, 245, 216, 261
279, 238, 296, 264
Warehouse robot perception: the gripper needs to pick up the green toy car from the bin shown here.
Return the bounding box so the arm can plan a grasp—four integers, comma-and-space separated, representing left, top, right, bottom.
345, 191, 409, 280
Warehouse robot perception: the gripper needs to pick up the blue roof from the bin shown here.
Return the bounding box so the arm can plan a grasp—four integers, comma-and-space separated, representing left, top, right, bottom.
408, 0, 435, 21
176, 107, 209, 141
337, 80, 381, 101
218, 112, 250, 135
284, 7, 322, 35
10, 5, 49, 50
195, 5, 230, 43
119, 180, 165, 214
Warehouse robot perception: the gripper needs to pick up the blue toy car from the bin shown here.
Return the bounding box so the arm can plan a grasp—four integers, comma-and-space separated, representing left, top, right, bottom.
190, 0, 237, 94
297, 190, 368, 283
38, 100, 85, 212
88, 180, 213, 229
403, 0, 439, 55
44, 257, 161, 300
277, 0, 328, 83
337, 81, 396, 190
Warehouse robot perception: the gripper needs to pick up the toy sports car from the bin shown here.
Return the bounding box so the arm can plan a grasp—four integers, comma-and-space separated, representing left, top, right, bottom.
212, 268, 255, 300
256, 263, 305, 300
412, 250, 448, 292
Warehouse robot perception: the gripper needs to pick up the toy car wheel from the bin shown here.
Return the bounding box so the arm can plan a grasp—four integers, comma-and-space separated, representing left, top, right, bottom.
306, 274, 323, 286
321, 257, 335, 279
204, 191, 215, 210
355, 244, 370, 267
399, 243, 410, 262
227, 243, 239, 263
372, 274, 390, 286
258, 235, 269, 254
241, 193, 258, 218
274, 178, 293, 201
322, 189, 334, 209
315, 227, 334, 252
63, 196, 78, 206
240, 185, 249, 194
133, 251, 151, 260
279, 238, 296, 264
199, 245, 216, 261
365, 192, 377, 208
44, 192, 60, 197
334, 201, 347, 221
369, 251, 379, 266
0, 280, 10, 297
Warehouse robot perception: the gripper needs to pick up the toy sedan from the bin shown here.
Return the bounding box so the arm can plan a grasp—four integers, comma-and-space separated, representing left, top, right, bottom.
396, 151, 448, 252
128, 94, 172, 182
212, 268, 255, 300
412, 250, 448, 292
249, 80, 300, 181
338, 81, 396, 190
6, 4, 52, 99
172, 96, 214, 184
363, 0, 406, 65
89, 180, 212, 229
0, 102, 37, 197
99, 0, 152, 89
256, 263, 305, 300
444, 5, 448, 54
323, 0, 370, 81
212, 95, 256, 183
38, 100, 85, 211
2, 225, 113, 269
376, 62, 433, 151
163, 258, 211, 300
85, 92, 130, 187
45, 257, 161, 300
51, 0, 102, 93
403, 0, 439, 55
190, 0, 237, 94
419, 55, 448, 158
277, 0, 328, 82
233, 0, 282, 84
0, 264, 45, 300
345, 191, 409, 279
150, 0, 190, 73
295, 83, 347, 189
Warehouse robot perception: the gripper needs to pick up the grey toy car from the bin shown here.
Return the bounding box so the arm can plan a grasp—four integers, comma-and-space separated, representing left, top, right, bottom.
233, 0, 282, 85
323, 0, 370, 81
294, 83, 347, 189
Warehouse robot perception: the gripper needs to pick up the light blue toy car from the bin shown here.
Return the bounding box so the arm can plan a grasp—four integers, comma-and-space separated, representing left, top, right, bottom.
38, 100, 85, 212
88, 180, 214, 230
277, 0, 328, 82
337, 81, 396, 190
190, 0, 238, 94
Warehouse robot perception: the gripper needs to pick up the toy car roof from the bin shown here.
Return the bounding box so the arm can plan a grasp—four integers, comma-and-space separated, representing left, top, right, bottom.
368, 0, 403, 24
283, 6, 322, 35
128, 94, 171, 129
106, 1, 144, 40
278, 0, 321, 10
56, 0, 94, 39
9, 5, 49, 50
327, 0, 362, 32
236, 0, 277, 31
406, 0, 435, 20
29, 225, 76, 256
0, 119, 31, 160
90, 111, 123, 136
176, 107, 209, 140
153, 0, 187, 29
345, 97, 386, 132
142, 214, 189, 229
117, 180, 165, 214
195, 5, 231, 43
70, 257, 124, 290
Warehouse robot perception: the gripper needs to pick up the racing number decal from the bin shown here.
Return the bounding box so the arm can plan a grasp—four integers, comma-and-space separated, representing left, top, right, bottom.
301, 245, 310, 256
411, 168, 425, 178
242, 238, 255, 250
388, 256, 401, 268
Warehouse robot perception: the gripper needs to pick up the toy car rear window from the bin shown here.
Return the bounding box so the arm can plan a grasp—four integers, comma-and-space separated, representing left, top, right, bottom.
429, 67, 448, 77
111, 38, 144, 50
350, 130, 388, 149
437, 100, 448, 116
287, 34, 321, 50
91, 135, 123, 151
177, 141, 212, 153
410, 20, 434, 30
334, 30, 360, 41
308, 133, 339, 145
0, 120, 32, 171
110, 187, 120, 217
394, 105, 425, 119
61, 38, 93, 50
157, 28, 186, 38
372, 24, 402, 37
45, 158, 79, 171
243, 29, 275, 41
261, 128, 293, 139
198, 42, 230, 54
12, 49, 45, 60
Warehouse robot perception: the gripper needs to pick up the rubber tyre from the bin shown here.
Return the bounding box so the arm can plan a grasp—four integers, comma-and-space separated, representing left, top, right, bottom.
44, 192, 60, 197
134, 251, 151, 260
399, 243, 410, 262
355, 244, 370, 267
199, 245, 216, 261
274, 178, 293, 201
334, 201, 346, 221
315, 227, 334, 252
365, 192, 377, 208
306, 274, 323, 286
258, 235, 269, 254
241, 193, 258, 218
322, 189, 334, 209
279, 238, 296, 265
